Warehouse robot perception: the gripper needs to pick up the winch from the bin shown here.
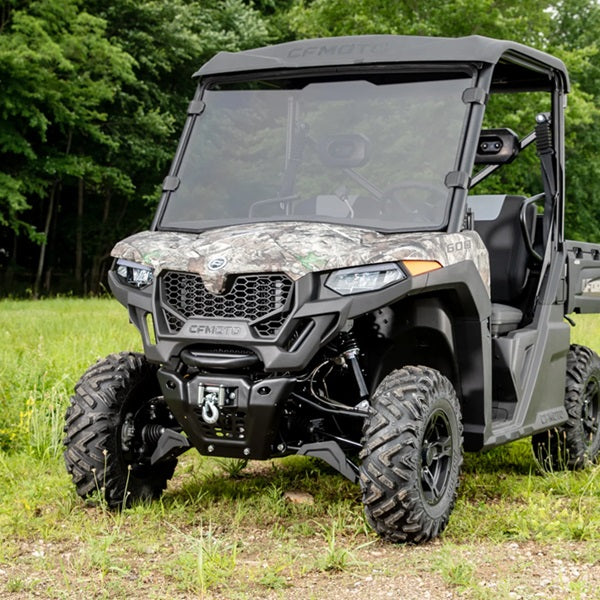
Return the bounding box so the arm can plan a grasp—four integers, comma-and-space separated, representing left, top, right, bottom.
197, 383, 237, 424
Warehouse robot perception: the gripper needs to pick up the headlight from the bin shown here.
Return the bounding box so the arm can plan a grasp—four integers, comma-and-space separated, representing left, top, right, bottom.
325, 263, 406, 295
115, 259, 154, 289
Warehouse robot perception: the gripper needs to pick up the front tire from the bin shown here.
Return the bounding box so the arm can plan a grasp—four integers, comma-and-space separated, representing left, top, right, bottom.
359, 366, 463, 543
64, 352, 177, 507
533, 344, 600, 470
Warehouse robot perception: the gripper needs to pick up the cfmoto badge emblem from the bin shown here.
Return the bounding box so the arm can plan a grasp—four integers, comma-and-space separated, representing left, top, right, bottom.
207, 256, 228, 271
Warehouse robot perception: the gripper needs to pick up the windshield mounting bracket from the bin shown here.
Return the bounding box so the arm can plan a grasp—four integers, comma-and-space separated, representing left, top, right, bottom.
445, 170, 470, 190
462, 87, 488, 105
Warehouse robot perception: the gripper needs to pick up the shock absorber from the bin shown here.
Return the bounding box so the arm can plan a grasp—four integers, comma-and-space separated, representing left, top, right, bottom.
141, 424, 166, 445
337, 331, 369, 400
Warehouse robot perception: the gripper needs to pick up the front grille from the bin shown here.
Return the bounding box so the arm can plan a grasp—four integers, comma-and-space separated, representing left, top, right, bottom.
160, 271, 293, 337
253, 314, 288, 338
164, 312, 185, 333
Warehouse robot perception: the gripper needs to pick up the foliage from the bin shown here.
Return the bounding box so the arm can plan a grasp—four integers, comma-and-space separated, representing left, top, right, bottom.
285, 0, 553, 41
0, 0, 271, 295
549, 0, 600, 241
0, 0, 134, 237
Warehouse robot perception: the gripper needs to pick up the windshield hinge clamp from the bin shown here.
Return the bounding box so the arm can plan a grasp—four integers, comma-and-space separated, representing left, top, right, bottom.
187, 100, 206, 115
445, 171, 470, 190
162, 176, 180, 192
462, 87, 488, 105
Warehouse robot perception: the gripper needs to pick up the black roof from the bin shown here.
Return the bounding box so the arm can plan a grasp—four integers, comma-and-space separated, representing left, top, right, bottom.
194, 34, 569, 90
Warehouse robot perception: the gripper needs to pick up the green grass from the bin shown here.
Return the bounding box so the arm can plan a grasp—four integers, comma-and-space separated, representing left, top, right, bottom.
0, 298, 142, 454
1, 299, 600, 598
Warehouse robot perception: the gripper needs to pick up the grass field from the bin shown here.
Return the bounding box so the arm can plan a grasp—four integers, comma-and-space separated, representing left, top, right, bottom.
1, 298, 600, 599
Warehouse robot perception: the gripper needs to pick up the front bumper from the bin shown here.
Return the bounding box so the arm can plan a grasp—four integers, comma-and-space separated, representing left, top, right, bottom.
157, 368, 295, 459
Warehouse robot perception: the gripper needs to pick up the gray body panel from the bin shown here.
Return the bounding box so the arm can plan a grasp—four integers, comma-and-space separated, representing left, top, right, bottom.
487, 307, 569, 446
482, 247, 572, 447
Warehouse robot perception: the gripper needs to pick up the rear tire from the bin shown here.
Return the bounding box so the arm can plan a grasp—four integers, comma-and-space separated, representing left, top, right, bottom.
533, 344, 600, 470
64, 352, 177, 508
359, 366, 463, 543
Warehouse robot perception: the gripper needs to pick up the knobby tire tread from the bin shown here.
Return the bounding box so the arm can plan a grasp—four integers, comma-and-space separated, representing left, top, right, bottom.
359, 366, 463, 543
64, 352, 176, 507
533, 344, 600, 470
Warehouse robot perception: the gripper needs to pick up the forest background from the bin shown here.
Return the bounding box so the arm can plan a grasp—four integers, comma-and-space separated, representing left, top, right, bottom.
1, 0, 599, 297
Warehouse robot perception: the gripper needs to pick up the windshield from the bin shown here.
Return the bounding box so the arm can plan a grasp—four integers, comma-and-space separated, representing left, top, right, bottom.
159, 73, 472, 232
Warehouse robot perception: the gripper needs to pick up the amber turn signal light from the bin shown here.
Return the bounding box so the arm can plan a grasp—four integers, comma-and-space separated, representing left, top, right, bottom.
402, 260, 443, 276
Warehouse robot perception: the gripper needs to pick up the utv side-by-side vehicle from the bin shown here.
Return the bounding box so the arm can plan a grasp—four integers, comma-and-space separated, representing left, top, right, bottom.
64, 34, 600, 543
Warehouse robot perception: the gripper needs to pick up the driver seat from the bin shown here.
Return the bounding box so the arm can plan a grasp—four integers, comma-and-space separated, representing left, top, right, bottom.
468, 195, 537, 335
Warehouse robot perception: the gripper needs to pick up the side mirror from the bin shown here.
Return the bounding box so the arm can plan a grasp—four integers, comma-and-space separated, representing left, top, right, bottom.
317, 133, 370, 168
475, 128, 519, 165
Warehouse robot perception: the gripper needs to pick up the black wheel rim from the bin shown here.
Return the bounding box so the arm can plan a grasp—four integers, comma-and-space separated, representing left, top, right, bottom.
420, 409, 453, 505
583, 375, 600, 449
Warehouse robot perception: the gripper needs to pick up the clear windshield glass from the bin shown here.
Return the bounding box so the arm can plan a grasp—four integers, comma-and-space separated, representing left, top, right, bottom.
160, 74, 471, 232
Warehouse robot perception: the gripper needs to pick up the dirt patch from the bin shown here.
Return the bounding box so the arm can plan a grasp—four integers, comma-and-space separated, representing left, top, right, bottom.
2, 535, 599, 599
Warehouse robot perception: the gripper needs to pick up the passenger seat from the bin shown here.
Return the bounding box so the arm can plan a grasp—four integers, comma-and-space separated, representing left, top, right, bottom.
468, 195, 537, 335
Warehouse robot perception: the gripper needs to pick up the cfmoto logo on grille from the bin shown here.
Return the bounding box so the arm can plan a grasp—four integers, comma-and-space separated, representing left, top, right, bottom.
207, 256, 228, 271
188, 323, 243, 337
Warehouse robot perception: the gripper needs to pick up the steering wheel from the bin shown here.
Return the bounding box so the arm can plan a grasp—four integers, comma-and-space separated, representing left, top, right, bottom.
248, 194, 299, 218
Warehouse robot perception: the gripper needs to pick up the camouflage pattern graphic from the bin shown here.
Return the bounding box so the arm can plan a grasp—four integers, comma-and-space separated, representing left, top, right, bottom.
111, 222, 490, 295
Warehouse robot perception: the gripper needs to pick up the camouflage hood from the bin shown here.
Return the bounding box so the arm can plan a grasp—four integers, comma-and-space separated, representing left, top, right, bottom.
111, 222, 490, 295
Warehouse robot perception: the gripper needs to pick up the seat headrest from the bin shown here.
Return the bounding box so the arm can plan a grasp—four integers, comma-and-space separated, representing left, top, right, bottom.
467, 195, 509, 221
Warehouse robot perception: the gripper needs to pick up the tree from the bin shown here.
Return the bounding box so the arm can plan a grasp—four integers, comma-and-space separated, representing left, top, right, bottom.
0, 0, 271, 295
0, 0, 138, 294
283, 0, 552, 41
548, 0, 600, 241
